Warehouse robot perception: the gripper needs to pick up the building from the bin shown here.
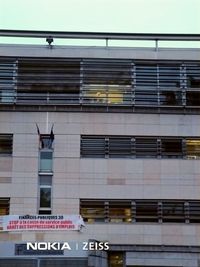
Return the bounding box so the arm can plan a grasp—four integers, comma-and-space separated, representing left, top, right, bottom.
0, 30, 200, 267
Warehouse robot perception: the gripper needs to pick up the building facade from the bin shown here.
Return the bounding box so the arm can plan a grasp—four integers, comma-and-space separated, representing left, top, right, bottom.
0, 31, 200, 267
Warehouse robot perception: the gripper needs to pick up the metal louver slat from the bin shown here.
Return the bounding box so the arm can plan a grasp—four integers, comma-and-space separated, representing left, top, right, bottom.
109, 137, 132, 158
0, 60, 16, 103
81, 136, 106, 158
135, 138, 158, 158
16, 59, 81, 104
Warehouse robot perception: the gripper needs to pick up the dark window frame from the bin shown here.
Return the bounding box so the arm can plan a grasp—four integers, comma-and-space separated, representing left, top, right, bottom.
0, 134, 13, 156
80, 199, 200, 224
81, 136, 200, 159
0, 198, 10, 215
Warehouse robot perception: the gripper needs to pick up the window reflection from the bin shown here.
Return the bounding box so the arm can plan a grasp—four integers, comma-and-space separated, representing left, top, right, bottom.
186, 139, 200, 159
160, 91, 182, 105
40, 187, 51, 208
0, 198, 10, 215
161, 139, 182, 158
186, 92, 200, 106
187, 75, 200, 88
136, 202, 158, 222
40, 151, 53, 172
82, 85, 131, 105
109, 202, 132, 222
162, 202, 185, 222
108, 252, 124, 267
135, 90, 157, 106
81, 201, 105, 223
0, 90, 14, 103
0, 135, 12, 155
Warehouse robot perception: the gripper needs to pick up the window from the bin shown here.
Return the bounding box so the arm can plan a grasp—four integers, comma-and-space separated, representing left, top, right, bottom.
40, 151, 53, 172
160, 90, 182, 106
135, 89, 158, 106
81, 135, 200, 159
80, 200, 200, 224
82, 60, 132, 105
40, 188, 51, 208
109, 137, 133, 158
39, 175, 52, 214
161, 139, 182, 158
0, 90, 15, 103
135, 64, 157, 87
189, 202, 200, 223
2, 58, 200, 112
0, 60, 15, 103
159, 64, 180, 88
109, 201, 132, 223
38, 133, 54, 214
82, 86, 131, 105
135, 138, 157, 158
162, 202, 185, 222
81, 136, 106, 158
186, 139, 200, 159
39, 175, 52, 186
108, 252, 124, 267
81, 136, 133, 158
17, 59, 80, 104
0, 198, 10, 215
186, 92, 200, 106
0, 135, 12, 155
136, 201, 158, 222
186, 64, 200, 88
80, 200, 105, 223
40, 135, 54, 149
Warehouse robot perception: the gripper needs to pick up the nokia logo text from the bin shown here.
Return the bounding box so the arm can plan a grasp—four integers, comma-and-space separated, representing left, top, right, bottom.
27, 242, 71, 251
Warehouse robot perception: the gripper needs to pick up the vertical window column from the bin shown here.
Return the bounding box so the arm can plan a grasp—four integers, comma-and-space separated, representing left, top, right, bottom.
38, 135, 54, 214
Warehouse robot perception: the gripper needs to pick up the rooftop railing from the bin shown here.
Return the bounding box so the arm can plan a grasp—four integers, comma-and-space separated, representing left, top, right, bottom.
0, 30, 200, 48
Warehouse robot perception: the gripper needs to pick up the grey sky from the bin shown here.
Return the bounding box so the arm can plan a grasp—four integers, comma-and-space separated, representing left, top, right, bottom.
1, 0, 199, 33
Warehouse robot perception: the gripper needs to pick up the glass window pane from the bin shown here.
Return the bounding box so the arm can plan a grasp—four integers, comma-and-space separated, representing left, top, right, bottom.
39, 175, 52, 185
186, 139, 200, 159
186, 92, 200, 106
161, 139, 182, 158
82, 60, 132, 105
0, 135, 12, 155
136, 64, 157, 87
40, 151, 53, 172
109, 252, 124, 267
135, 90, 158, 106
136, 201, 158, 222
109, 137, 132, 158
40, 135, 54, 149
81, 136, 106, 158
0, 198, 10, 215
109, 202, 132, 223
40, 188, 51, 208
162, 202, 185, 222
135, 138, 157, 158
80, 201, 105, 223
186, 64, 200, 88
160, 91, 182, 106
159, 65, 180, 88
189, 202, 200, 223
0, 90, 14, 103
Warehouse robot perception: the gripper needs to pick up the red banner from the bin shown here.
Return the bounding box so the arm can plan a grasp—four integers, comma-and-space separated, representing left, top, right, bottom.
0, 215, 84, 231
